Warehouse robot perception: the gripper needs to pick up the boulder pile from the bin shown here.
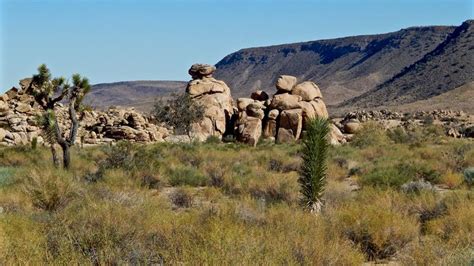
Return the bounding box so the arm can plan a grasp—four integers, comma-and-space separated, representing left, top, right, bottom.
0, 81, 169, 146
234, 75, 344, 146
335, 109, 473, 138
186, 64, 234, 141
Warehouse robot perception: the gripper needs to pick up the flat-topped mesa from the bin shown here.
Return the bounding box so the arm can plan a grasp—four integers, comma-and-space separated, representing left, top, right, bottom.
186, 64, 234, 141
236, 74, 345, 146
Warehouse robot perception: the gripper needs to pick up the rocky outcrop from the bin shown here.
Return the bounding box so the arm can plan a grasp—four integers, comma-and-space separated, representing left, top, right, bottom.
234, 74, 343, 145
186, 64, 234, 141
0, 81, 169, 146
335, 109, 473, 138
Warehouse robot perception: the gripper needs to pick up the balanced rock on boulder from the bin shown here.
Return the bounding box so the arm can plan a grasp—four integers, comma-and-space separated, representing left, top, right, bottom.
186, 64, 234, 141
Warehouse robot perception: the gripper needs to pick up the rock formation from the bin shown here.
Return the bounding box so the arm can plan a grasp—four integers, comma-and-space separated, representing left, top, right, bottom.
234, 75, 343, 146
0, 80, 169, 146
186, 64, 234, 141
334, 109, 473, 138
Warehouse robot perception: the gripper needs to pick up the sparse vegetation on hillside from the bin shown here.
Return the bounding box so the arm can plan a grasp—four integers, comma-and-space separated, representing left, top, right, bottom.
0, 125, 473, 264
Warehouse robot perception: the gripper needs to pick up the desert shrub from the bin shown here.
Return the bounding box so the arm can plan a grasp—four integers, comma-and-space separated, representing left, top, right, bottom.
398, 236, 473, 265
401, 161, 441, 183
361, 160, 441, 188
439, 172, 464, 189
44, 201, 165, 264
401, 180, 434, 194
167, 166, 208, 187
205, 164, 227, 188
22, 169, 79, 212
152, 93, 204, 135
425, 192, 474, 247
464, 167, 474, 187
205, 135, 221, 144
0, 215, 47, 264
387, 125, 445, 147
360, 166, 411, 188
169, 188, 194, 208
387, 127, 411, 144
444, 142, 474, 171
268, 158, 300, 173
248, 175, 298, 203
328, 189, 419, 260
99, 142, 136, 170
0, 167, 16, 188
351, 122, 388, 148
403, 191, 449, 235
140, 173, 162, 189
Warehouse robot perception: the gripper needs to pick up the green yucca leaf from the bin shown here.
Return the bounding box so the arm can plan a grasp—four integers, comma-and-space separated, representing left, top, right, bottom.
298, 118, 330, 212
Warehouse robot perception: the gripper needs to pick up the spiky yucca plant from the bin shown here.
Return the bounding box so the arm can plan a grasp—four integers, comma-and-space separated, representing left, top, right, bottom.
298, 118, 330, 213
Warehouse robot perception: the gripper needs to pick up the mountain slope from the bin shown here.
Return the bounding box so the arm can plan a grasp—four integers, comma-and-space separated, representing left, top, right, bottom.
214, 26, 455, 104
86, 81, 187, 112
344, 20, 474, 108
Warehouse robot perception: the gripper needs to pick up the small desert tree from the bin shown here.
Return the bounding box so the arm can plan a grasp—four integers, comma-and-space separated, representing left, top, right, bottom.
298, 118, 330, 213
30, 64, 90, 169
152, 93, 204, 135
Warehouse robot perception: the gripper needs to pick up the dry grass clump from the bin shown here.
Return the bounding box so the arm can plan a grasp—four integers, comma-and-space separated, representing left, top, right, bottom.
326, 188, 419, 260
22, 168, 80, 212
439, 171, 464, 189
169, 187, 194, 208
425, 192, 474, 247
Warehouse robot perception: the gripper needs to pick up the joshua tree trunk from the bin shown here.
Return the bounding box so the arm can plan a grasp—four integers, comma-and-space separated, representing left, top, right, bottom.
54, 96, 79, 169
61, 143, 71, 169
50, 144, 59, 168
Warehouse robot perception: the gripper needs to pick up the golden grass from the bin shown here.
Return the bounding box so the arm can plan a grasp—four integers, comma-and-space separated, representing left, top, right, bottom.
0, 133, 473, 264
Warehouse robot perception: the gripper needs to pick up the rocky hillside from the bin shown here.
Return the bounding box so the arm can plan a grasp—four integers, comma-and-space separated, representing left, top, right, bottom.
214, 25, 456, 104
86, 81, 186, 112
344, 20, 474, 108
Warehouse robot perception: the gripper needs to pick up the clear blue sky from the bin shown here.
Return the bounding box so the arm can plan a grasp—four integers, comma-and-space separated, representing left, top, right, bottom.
0, 0, 472, 91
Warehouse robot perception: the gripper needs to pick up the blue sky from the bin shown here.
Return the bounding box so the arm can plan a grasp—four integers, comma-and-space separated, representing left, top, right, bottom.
0, 0, 472, 91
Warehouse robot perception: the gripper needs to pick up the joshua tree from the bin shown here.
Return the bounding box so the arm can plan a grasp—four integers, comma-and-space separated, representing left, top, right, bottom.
298, 118, 330, 213
152, 93, 204, 135
30, 64, 90, 169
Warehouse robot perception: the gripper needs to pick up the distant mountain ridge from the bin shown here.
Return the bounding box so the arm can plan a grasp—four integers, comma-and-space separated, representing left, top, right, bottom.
86, 20, 473, 114
86, 80, 187, 112
214, 25, 457, 105
342, 20, 474, 108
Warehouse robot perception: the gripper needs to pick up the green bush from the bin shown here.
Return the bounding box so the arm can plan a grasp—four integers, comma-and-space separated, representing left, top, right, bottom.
167, 166, 208, 186
152, 93, 205, 135
351, 122, 388, 148
360, 167, 412, 188
0, 167, 16, 187
464, 167, 474, 187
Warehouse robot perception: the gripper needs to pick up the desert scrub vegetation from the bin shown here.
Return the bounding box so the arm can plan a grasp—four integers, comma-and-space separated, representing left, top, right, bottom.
0, 126, 473, 264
